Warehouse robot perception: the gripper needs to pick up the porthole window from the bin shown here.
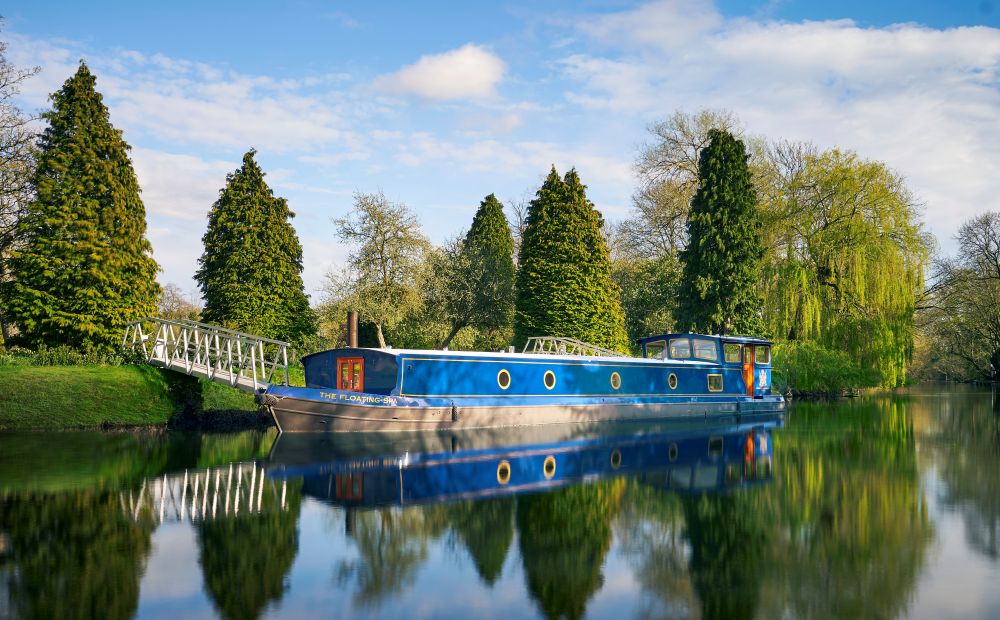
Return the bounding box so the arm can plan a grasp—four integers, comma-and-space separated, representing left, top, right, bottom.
497, 460, 511, 485
668, 373, 678, 390
543, 370, 556, 390
668, 442, 679, 462
610, 372, 621, 390
610, 449, 622, 470
543, 455, 556, 479
497, 368, 511, 390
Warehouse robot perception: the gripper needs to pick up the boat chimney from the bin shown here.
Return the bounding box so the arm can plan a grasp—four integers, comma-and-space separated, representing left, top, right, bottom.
346, 311, 359, 348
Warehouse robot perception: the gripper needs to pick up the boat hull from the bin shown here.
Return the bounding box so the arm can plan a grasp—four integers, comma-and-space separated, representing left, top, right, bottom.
261, 386, 785, 432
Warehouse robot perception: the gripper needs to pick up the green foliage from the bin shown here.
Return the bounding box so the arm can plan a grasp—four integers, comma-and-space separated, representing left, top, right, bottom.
919, 212, 1000, 382
771, 340, 880, 397
196, 150, 314, 343
4, 63, 160, 352
613, 253, 681, 351
448, 497, 515, 586
517, 480, 624, 620
761, 148, 930, 387
0, 490, 154, 619
439, 194, 516, 349
0, 343, 141, 367
514, 167, 629, 351
676, 129, 765, 336
197, 482, 302, 620
331, 191, 429, 348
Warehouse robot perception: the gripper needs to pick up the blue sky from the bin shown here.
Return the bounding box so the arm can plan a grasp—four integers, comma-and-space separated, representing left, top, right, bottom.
3, 1, 999, 300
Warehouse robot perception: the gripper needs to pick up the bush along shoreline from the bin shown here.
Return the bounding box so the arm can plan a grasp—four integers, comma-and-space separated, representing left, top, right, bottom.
0, 346, 270, 431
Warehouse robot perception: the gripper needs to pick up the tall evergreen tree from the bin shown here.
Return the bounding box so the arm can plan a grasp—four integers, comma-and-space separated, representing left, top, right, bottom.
440, 193, 516, 349
196, 150, 314, 342
676, 129, 765, 336
5, 62, 159, 351
514, 167, 629, 351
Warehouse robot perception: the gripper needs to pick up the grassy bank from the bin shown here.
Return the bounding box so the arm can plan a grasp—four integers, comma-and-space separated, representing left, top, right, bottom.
0, 363, 264, 431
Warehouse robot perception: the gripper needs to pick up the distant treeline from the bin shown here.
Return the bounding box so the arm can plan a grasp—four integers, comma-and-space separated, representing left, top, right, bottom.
2, 41, 998, 393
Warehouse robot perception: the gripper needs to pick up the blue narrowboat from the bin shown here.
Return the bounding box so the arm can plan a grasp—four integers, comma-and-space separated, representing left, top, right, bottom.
259, 333, 785, 432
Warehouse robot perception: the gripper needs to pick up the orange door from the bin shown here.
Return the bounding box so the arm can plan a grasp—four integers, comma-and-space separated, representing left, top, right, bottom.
337, 357, 364, 392
742, 346, 755, 396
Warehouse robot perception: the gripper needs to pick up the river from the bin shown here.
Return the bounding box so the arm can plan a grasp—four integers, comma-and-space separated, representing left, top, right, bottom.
0, 384, 997, 619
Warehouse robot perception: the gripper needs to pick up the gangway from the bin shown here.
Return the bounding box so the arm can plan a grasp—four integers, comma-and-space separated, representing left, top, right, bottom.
123, 317, 291, 392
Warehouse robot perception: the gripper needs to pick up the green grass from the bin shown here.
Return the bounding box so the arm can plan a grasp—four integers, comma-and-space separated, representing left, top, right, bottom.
200, 379, 258, 412
0, 365, 177, 430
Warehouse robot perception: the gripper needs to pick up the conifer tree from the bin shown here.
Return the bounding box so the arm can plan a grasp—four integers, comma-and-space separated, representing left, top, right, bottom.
5, 62, 160, 351
676, 129, 765, 336
514, 167, 629, 351
196, 150, 314, 342
441, 193, 516, 349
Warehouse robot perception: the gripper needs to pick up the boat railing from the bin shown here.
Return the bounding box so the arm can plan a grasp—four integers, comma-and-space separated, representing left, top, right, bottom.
522, 336, 624, 358
123, 317, 291, 391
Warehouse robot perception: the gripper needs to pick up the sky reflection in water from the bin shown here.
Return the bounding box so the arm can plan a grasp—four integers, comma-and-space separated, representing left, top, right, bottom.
1, 385, 999, 619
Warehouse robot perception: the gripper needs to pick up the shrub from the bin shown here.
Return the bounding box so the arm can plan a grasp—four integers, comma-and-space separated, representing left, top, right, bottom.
772, 340, 881, 398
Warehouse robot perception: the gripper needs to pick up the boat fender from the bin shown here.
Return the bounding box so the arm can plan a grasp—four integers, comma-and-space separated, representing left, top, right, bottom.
255, 390, 279, 407
451, 402, 458, 422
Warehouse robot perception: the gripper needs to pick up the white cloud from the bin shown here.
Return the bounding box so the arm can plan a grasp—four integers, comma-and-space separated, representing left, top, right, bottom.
576, 0, 722, 52
372, 44, 506, 101
562, 5, 1000, 253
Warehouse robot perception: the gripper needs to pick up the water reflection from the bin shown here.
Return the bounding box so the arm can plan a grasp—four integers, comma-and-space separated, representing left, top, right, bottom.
4, 390, 1000, 618
269, 418, 778, 618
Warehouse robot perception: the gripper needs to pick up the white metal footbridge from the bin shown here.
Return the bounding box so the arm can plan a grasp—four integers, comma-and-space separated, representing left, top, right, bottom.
122, 462, 290, 524
123, 317, 291, 392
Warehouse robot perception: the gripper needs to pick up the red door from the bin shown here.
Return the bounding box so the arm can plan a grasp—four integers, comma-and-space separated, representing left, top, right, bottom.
742, 346, 755, 396
337, 357, 364, 392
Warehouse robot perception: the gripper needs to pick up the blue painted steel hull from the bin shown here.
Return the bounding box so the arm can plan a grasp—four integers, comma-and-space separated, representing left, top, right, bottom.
265, 343, 784, 432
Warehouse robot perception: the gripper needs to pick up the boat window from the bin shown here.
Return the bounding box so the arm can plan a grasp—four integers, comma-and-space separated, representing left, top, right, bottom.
337, 357, 364, 392
497, 369, 511, 390
543, 370, 557, 390
692, 338, 718, 361
756, 346, 771, 365
707, 373, 723, 392
644, 340, 666, 359
610, 372, 622, 390
724, 343, 742, 363
669, 338, 691, 359
667, 372, 678, 390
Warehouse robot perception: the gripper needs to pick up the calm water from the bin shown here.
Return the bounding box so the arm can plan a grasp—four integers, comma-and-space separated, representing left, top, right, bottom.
1, 385, 998, 619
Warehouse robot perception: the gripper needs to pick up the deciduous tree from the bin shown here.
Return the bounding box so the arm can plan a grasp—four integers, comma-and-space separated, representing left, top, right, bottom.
330, 191, 429, 348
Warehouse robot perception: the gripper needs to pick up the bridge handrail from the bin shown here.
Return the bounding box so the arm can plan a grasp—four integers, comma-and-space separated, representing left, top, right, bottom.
522, 336, 624, 358
123, 317, 292, 391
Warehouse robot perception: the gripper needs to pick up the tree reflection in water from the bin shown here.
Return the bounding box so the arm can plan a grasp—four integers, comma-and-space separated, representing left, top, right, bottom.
516, 480, 625, 620
932, 388, 1000, 559
196, 480, 302, 620
446, 497, 514, 585
0, 490, 154, 620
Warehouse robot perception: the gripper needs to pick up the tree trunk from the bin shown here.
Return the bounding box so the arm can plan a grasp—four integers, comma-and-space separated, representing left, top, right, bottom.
440, 322, 465, 350
375, 323, 387, 348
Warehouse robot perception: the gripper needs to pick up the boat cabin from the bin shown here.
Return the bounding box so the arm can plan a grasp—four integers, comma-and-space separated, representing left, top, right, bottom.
637, 333, 773, 398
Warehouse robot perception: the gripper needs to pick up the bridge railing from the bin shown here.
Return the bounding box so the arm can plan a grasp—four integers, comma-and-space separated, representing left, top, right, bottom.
123, 317, 291, 391
522, 336, 624, 358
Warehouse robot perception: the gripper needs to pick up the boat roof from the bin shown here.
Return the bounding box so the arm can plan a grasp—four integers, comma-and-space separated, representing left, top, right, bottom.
636, 333, 773, 345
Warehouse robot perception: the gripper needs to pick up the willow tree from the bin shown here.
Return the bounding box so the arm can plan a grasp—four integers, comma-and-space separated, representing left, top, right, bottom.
761, 149, 931, 387
196, 150, 314, 342
5, 63, 160, 351
514, 167, 629, 351
676, 129, 766, 336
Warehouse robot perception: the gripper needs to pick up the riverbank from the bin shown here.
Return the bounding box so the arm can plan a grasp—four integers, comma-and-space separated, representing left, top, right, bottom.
0, 364, 269, 431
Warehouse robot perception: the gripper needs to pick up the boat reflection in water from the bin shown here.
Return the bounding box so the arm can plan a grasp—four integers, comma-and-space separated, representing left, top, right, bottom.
266, 414, 781, 509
